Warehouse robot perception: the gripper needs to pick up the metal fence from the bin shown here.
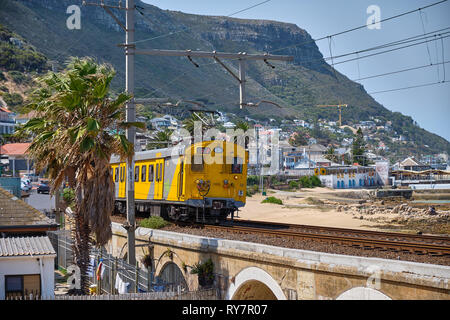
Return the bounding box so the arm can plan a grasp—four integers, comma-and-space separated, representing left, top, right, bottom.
47, 230, 186, 295
54, 289, 218, 300
5, 290, 218, 300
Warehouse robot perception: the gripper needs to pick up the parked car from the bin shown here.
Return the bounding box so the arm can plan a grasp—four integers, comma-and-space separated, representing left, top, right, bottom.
37, 182, 50, 194
21, 181, 32, 192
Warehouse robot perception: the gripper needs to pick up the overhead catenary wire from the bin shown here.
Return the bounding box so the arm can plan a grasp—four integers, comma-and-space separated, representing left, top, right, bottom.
133, 0, 272, 45
138, 28, 449, 101
131, 0, 450, 114
134, 1, 449, 107
269, 0, 449, 54
368, 80, 450, 94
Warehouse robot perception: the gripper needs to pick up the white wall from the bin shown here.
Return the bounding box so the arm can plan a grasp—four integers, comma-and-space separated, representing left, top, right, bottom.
0, 255, 55, 300
320, 172, 375, 189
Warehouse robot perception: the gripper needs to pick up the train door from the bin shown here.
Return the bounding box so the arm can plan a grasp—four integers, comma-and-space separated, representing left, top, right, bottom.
138, 163, 150, 200
154, 159, 164, 200
119, 163, 126, 198
112, 165, 120, 198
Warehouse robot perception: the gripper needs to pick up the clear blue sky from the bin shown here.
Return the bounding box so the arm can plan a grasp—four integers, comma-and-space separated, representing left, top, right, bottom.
142, 0, 450, 143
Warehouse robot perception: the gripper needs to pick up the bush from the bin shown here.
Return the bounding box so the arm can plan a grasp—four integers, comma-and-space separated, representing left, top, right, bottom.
311, 175, 322, 187
139, 216, 169, 229
2, 92, 23, 107
261, 196, 283, 205
0, 71, 5, 81
8, 70, 27, 84
299, 176, 312, 188
247, 175, 259, 186
190, 258, 214, 287
62, 187, 75, 206
288, 180, 300, 189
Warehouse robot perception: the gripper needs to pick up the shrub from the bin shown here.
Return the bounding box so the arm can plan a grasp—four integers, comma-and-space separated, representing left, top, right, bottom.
62, 187, 75, 206
8, 70, 27, 84
2, 92, 23, 107
247, 175, 259, 186
0, 71, 5, 81
288, 180, 300, 189
261, 196, 283, 205
190, 258, 214, 287
311, 175, 322, 187
139, 216, 169, 229
299, 176, 312, 188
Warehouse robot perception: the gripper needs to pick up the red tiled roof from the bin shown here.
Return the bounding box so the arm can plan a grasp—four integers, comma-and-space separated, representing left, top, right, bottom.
0, 143, 31, 156
0, 106, 12, 113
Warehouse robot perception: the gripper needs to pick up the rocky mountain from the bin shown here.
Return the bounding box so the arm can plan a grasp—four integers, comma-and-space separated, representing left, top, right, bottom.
0, 0, 449, 156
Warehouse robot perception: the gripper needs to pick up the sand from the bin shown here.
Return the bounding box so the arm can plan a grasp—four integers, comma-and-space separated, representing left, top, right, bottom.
237, 188, 384, 230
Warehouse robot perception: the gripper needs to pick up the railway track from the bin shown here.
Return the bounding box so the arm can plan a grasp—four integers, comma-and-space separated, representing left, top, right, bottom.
195, 219, 450, 256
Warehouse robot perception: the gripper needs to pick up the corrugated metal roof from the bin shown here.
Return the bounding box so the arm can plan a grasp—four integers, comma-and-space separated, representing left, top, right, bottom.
0, 236, 56, 257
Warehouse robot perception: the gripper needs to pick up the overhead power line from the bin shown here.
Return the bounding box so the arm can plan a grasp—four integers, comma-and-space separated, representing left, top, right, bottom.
269, 0, 448, 54
368, 80, 450, 94
353, 60, 450, 81
133, 0, 272, 45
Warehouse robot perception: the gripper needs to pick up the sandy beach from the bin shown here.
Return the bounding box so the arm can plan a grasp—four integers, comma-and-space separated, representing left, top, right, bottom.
236, 187, 450, 234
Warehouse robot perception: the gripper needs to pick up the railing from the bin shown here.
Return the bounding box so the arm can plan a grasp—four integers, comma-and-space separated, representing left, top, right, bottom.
54, 289, 218, 300
5, 289, 218, 300
47, 230, 189, 296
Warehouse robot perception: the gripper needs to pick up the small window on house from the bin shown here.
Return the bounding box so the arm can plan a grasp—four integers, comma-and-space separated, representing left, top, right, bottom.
149, 165, 154, 182
135, 166, 140, 182
141, 165, 147, 182
5, 275, 23, 297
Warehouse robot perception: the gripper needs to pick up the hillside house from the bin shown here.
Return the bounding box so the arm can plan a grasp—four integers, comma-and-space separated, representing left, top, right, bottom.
0, 107, 15, 135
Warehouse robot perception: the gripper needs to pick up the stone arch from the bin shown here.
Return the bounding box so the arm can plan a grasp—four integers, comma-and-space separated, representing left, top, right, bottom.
336, 287, 392, 300
226, 267, 286, 300
157, 261, 188, 291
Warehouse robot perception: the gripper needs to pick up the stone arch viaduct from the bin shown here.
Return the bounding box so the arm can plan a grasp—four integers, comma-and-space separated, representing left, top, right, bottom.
108, 223, 449, 300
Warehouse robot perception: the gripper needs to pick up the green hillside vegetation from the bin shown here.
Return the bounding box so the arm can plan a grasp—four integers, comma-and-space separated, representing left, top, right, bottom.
0, 0, 448, 157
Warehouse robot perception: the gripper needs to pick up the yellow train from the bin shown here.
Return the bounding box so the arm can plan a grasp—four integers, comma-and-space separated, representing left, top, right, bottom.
110, 140, 248, 223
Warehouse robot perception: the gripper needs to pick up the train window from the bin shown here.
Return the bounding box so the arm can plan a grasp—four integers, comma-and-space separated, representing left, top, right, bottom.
191, 154, 204, 172
149, 165, 154, 182
119, 166, 123, 182
141, 165, 146, 182
159, 163, 163, 181
114, 167, 119, 182
135, 166, 140, 182
231, 157, 243, 174
156, 164, 159, 181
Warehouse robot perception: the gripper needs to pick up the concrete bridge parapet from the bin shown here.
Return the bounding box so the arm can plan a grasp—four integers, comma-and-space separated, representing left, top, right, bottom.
109, 222, 450, 300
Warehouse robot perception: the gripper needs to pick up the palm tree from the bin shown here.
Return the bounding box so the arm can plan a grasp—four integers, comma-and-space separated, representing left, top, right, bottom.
19, 57, 143, 294
325, 146, 339, 163
235, 120, 249, 132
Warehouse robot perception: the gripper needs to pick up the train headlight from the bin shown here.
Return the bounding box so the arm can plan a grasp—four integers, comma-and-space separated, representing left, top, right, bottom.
234, 175, 238, 180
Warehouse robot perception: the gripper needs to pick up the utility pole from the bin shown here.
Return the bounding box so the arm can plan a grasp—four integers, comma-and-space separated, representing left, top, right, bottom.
83, 0, 136, 265
125, 0, 136, 266
134, 49, 293, 108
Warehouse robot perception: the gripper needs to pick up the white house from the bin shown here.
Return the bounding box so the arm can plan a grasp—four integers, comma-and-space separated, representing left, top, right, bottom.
317, 165, 378, 189
0, 236, 56, 300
